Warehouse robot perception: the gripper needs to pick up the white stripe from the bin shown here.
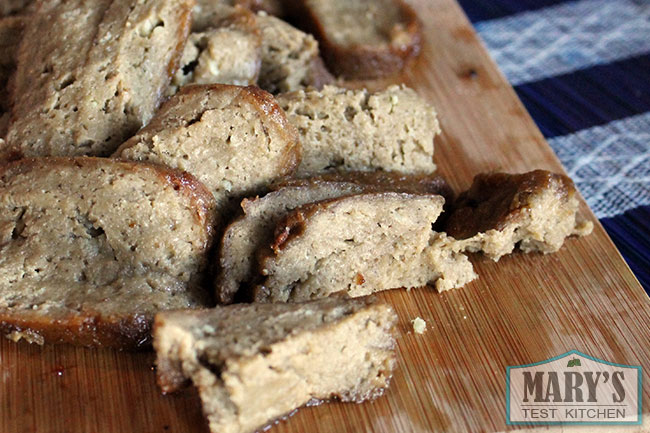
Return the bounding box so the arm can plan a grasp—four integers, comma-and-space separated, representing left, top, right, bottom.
547, 112, 650, 218
475, 0, 650, 85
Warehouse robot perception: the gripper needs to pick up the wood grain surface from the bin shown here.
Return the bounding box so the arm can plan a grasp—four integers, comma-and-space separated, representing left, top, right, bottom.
2, 1, 649, 432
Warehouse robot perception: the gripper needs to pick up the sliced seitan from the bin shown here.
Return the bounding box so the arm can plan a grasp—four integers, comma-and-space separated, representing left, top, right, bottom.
114, 84, 300, 213
257, 12, 333, 94
276, 85, 440, 176
283, 0, 421, 79
6, 0, 192, 156
154, 295, 397, 433
253, 192, 476, 302
0, 157, 216, 348
216, 171, 453, 304
446, 170, 594, 260
171, 5, 261, 92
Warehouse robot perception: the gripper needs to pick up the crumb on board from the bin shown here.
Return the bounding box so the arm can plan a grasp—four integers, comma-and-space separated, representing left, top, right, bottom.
412, 317, 426, 334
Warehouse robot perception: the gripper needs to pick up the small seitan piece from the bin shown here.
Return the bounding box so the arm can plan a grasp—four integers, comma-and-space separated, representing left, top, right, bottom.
283, 0, 421, 79
171, 5, 261, 92
153, 295, 397, 433
277, 85, 440, 176
253, 192, 476, 302
6, 0, 193, 157
446, 170, 593, 260
216, 171, 453, 304
257, 12, 333, 94
0, 157, 216, 348
114, 84, 300, 212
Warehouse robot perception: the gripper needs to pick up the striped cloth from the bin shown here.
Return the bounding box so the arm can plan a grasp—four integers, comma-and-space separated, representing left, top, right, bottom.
457, 0, 650, 292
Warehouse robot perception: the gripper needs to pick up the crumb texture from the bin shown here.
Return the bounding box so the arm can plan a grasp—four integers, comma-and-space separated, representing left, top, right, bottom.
7, 0, 192, 156
114, 84, 300, 212
216, 171, 453, 304
171, 5, 261, 92
277, 85, 439, 176
0, 157, 215, 347
154, 296, 397, 433
257, 12, 332, 94
253, 192, 475, 302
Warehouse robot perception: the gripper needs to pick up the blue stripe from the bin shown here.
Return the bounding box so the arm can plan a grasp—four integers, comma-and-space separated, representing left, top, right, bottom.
457, 0, 570, 23
601, 206, 650, 294
514, 54, 650, 138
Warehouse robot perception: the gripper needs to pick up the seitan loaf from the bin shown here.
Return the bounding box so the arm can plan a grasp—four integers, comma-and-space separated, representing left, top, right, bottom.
114, 84, 300, 212
257, 12, 333, 94
446, 170, 594, 260
154, 295, 396, 433
0, 157, 215, 348
283, 0, 421, 79
6, 0, 193, 157
253, 192, 476, 302
277, 85, 440, 176
216, 171, 453, 304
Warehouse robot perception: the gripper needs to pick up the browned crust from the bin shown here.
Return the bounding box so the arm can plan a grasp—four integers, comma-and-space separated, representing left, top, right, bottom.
167, 1, 194, 80
274, 171, 454, 204
115, 84, 301, 179
444, 170, 576, 240
0, 15, 27, 114
250, 192, 441, 302
154, 295, 396, 394
217, 172, 450, 304
0, 157, 216, 348
283, 0, 422, 79
0, 157, 217, 238
0, 310, 153, 349
236, 84, 302, 175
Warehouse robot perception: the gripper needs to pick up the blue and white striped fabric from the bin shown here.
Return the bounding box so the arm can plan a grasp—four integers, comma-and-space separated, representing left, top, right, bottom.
457, 0, 650, 292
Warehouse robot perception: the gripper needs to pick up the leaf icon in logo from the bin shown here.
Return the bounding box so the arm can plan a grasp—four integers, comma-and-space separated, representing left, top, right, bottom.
567, 358, 581, 367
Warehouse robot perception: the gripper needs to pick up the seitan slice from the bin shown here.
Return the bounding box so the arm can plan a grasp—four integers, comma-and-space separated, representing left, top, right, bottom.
257, 12, 333, 94
253, 192, 476, 302
446, 170, 594, 261
283, 0, 421, 79
216, 171, 453, 304
0, 157, 216, 348
171, 5, 261, 92
6, 0, 192, 156
276, 85, 440, 176
114, 84, 300, 213
154, 295, 397, 433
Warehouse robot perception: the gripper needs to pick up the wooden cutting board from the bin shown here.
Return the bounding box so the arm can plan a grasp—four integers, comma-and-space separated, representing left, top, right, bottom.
2, 0, 649, 432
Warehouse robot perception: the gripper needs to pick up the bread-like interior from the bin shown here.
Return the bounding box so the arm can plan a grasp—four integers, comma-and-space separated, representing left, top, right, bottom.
154, 295, 397, 433
0, 157, 215, 347
171, 5, 261, 91
216, 171, 454, 304
6, 0, 193, 156
446, 170, 594, 260
114, 84, 300, 212
254, 192, 476, 302
277, 85, 440, 176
